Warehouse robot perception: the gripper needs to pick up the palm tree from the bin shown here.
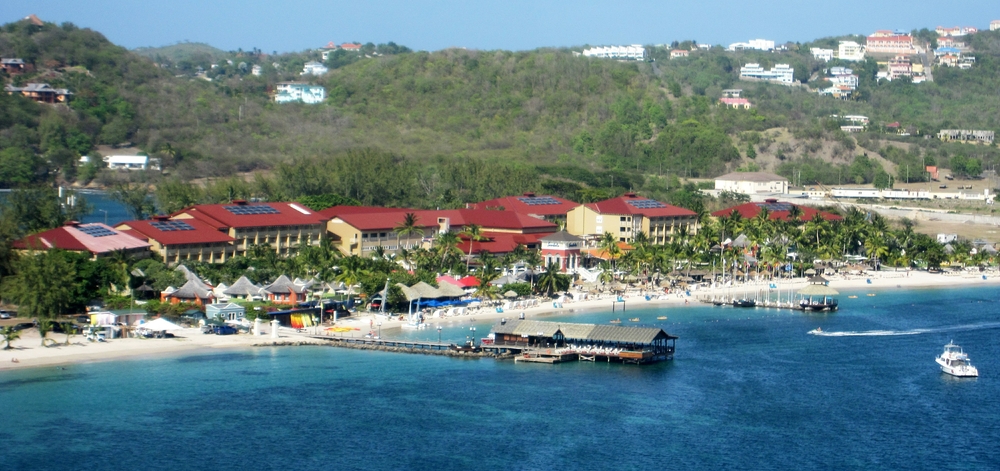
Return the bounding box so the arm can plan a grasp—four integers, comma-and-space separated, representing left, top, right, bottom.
433, 231, 462, 268
393, 212, 422, 252
460, 224, 487, 270
1, 326, 20, 350
598, 231, 622, 271
536, 261, 571, 297
335, 256, 370, 295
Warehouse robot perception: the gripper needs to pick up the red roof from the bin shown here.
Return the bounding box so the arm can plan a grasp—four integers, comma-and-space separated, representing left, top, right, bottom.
712, 201, 842, 222
867, 35, 912, 42
437, 275, 480, 288
585, 193, 697, 218
318, 205, 420, 218
330, 209, 557, 233
117, 218, 236, 246
470, 192, 579, 217
720, 97, 751, 105
13, 222, 150, 254
174, 201, 328, 229
340, 43, 362, 50
456, 232, 550, 254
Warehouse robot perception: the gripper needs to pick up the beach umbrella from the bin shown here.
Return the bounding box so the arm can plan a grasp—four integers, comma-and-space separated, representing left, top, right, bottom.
804, 268, 817, 275
797, 284, 839, 296
503, 290, 518, 298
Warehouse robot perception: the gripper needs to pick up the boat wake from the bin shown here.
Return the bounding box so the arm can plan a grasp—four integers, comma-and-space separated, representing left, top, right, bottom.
809, 322, 1000, 337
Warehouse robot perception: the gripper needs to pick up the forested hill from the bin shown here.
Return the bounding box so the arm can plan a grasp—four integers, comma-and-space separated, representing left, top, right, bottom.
3, 17, 1000, 212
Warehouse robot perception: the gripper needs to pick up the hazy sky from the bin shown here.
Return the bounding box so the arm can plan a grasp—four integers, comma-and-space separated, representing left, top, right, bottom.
5, 0, 1000, 53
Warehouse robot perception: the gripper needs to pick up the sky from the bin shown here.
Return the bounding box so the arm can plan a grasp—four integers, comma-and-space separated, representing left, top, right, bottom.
5, 0, 1000, 53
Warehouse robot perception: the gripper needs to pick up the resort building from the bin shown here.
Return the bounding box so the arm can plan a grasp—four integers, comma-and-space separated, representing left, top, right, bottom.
669, 49, 690, 59
887, 55, 913, 80
837, 41, 866, 61
936, 26, 977, 37
321, 206, 557, 256
13, 222, 150, 260
739, 63, 795, 85
937, 37, 965, 49
811, 48, 834, 62
827, 67, 858, 89
274, 82, 326, 104
713, 199, 842, 222
469, 192, 579, 225
865, 32, 914, 55
222, 276, 265, 301
171, 200, 328, 257
104, 155, 160, 171
934, 46, 961, 58
539, 231, 584, 273
566, 193, 697, 244
714, 172, 789, 195
992, 20, 1000, 32
251, 64, 262, 76
937, 130, 995, 145
301, 61, 328, 76
719, 97, 752, 109
4, 83, 72, 104
582, 45, 646, 60
116, 216, 237, 264
727, 39, 775, 52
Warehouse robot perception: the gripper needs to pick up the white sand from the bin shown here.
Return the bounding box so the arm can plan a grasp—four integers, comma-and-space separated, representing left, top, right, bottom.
3, 269, 997, 371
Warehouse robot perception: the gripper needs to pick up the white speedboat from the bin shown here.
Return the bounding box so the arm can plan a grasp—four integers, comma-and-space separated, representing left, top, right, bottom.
936, 341, 979, 377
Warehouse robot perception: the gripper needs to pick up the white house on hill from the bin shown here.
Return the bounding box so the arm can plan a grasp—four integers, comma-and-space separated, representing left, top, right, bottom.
275, 82, 326, 104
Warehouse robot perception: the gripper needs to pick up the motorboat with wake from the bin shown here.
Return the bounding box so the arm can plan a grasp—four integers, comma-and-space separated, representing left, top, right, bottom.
936, 341, 978, 377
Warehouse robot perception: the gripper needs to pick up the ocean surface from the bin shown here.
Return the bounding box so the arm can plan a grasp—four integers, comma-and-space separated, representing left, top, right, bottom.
2, 285, 1000, 470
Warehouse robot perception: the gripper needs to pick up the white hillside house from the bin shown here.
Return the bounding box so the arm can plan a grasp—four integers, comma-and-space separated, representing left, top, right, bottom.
715, 172, 789, 195
275, 82, 326, 104
582, 45, 646, 60
739, 63, 795, 85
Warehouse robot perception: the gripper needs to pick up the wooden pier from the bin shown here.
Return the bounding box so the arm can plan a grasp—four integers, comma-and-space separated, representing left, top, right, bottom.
308, 335, 462, 352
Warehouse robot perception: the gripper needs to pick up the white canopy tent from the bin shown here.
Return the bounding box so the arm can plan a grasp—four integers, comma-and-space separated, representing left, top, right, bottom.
140, 318, 184, 331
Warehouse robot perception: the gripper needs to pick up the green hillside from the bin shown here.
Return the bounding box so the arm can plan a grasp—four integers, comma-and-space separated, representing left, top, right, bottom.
3, 18, 1000, 212
132, 41, 229, 66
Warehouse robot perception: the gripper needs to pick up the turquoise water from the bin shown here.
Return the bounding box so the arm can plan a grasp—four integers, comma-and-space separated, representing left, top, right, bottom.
3, 286, 1000, 470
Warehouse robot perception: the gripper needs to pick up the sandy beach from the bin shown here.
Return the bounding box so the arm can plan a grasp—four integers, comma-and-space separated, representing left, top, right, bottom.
3, 269, 998, 371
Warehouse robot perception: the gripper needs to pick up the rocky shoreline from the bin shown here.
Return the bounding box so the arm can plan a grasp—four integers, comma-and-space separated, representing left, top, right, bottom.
251, 339, 515, 360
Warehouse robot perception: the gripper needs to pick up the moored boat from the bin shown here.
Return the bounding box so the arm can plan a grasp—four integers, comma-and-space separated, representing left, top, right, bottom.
936, 341, 978, 377
732, 299, 756, 308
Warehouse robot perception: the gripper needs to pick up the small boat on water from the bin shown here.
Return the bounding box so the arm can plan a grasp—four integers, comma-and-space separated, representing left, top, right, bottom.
867, 293, 876, 297
848, 295, 858, 299
657, 316, 668, 320
936, 341, 979, 377
808, 327, 823, 335
732, 299, 757, 308
609, 318, 622, 324
628, 317, 640, 322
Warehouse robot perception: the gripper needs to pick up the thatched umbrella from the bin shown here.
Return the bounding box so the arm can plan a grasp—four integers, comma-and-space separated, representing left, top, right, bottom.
807, 275, 829, 284
804, 268, 817, 276
503, 290, 518, 298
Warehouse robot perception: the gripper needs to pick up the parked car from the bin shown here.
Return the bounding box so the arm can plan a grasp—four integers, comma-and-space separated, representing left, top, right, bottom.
0, 310, 13, 319
212, 325, 238, 335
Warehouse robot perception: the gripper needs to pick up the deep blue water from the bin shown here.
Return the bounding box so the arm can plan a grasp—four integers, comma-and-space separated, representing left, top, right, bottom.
3, 286, 1000, 470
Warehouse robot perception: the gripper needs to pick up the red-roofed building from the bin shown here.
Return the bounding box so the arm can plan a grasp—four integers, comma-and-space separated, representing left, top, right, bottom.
340, 43, 362, 51
712, 199, 842, 222
116, 216, 237, 264
866, 34, 914, 54
468, 192, 579, 224
321, 207, 557, 256
171, 200, 328, 256
566, 193, 697, 244
13, 222, 151, 260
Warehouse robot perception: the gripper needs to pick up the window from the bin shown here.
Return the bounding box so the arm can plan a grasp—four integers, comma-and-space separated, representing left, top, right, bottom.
380, 232, 387, 238
620, 216, 627, 222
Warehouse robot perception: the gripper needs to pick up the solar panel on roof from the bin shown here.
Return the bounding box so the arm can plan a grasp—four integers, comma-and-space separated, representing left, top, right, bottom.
757, 202, 794, 212
517, 196, 561, 206
626, 199, 666, 209
77, 225, 116, 237
224, 204, 280, 215
150, 220, 195, 231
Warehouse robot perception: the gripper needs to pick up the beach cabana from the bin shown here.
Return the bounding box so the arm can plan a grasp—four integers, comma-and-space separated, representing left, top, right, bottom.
163, 279, 214, 306
797, 284, 839, 311
224, 276, 264, 301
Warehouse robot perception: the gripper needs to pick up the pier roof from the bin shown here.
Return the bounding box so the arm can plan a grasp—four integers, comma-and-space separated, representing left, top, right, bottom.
492, 320, 676, 344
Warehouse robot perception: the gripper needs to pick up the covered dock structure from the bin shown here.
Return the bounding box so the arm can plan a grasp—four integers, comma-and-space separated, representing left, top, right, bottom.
483, 320, 677, 364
